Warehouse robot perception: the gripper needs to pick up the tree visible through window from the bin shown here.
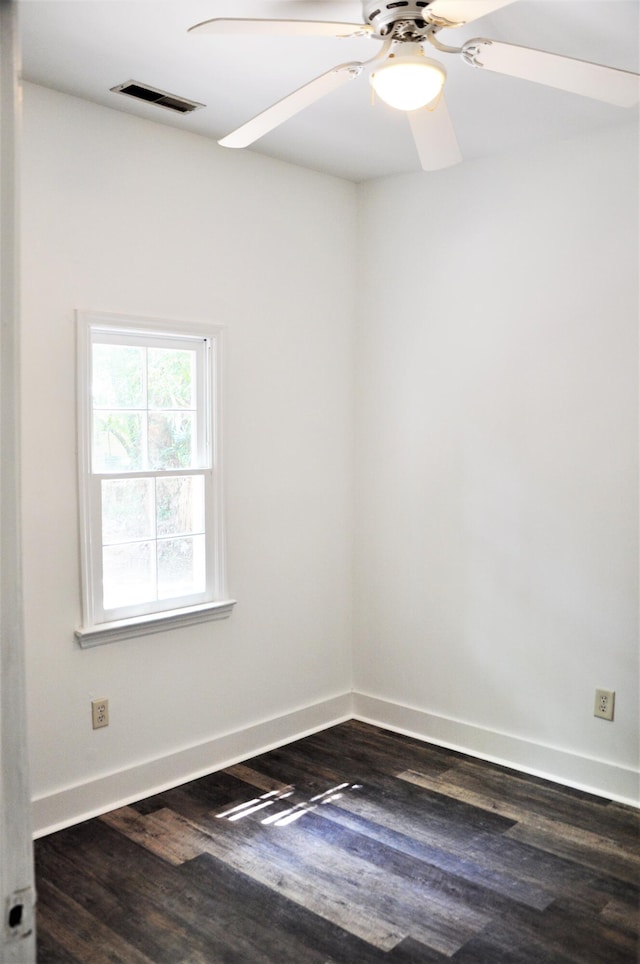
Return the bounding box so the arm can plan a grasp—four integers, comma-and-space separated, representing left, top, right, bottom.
77, 312, 230, 639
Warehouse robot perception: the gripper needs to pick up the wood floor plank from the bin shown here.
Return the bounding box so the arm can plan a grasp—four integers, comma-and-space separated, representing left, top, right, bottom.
101, 805, 210, 865
167, 769, 557, 918
131, 768, 251, 816
102, 800, 412, 951
40, 817, 330, 964
226, 762, 294, 794
504, 820, 640, 885
36, 876, 156, 964
426, 757, 640, 846
479, 898, 638, 964
294, 808, 501, 954
34, 720, 640, 963
237, 753, 561, 911
451, 931, 575, 964
36, 927, 82, 964
132, 804, 411, 952
600, 895, 640, 933
385, 935, 449, 962
320, 801, 556, 916
156, 791, 493, 957
182, 851, 394, 964
315, 782, 577, 899
249, 738, 634, 920
192, 748, 568, 920
399, 767, 640, 883
316, 720, 465, 778
319, 795, 558, 909
244, 741, 519, 842
36, 825, 233, 963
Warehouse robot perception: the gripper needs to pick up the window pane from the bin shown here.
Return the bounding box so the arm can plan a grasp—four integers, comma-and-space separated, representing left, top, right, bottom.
103, 542, 155, 610
148, 413, 195, 469
93, 344, 144, 409
81, 313, 223, 625
102, 478, 154, 545
93, 412, 143, 472
157, 536, 206, 599
148, 347, 195, 410
156, 476, 205, 537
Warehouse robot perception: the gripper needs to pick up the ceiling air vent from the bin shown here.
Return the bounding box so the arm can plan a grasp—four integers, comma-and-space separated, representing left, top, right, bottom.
110, 81, 205, 114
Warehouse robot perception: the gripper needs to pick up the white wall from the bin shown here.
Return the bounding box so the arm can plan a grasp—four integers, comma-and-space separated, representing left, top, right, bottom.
354, 123, 639, 802
21, 83, 639, 831
21, 84, 357, 833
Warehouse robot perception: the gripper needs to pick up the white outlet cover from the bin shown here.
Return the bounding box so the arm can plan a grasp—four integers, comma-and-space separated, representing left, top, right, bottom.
594, 688, 615, 721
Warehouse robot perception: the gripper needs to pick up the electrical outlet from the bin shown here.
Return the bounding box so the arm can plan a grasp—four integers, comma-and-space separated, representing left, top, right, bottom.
91, 698, 109, 729
594, 688, 614, 721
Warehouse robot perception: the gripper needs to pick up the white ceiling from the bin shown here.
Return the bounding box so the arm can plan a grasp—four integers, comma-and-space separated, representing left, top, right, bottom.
18, 0, 640, 182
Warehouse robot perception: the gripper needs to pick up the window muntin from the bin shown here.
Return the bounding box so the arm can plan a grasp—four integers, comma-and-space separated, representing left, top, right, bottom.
77, 312, 228, 632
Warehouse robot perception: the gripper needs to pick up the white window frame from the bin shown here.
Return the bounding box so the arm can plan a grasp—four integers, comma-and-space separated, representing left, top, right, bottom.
75, 310, 235, 647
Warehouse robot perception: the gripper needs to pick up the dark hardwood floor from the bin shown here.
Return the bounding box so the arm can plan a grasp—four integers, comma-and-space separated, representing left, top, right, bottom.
35, 720, 640, 963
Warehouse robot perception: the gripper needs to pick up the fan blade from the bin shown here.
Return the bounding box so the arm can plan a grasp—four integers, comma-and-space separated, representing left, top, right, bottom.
425, 0, 516, 28
219, 64, 362, 149
408, 97, 462, 171
189, 18, 370, 39
463, 39, 640, 106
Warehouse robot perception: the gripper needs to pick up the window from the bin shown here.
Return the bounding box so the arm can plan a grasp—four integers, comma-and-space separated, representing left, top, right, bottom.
75, 311, 234, 646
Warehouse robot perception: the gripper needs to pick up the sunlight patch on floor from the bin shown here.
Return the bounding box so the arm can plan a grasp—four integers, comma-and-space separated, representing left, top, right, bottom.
216, 782, 362, 828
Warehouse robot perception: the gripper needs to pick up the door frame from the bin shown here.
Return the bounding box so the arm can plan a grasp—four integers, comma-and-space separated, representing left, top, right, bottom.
0, 1, 36, 959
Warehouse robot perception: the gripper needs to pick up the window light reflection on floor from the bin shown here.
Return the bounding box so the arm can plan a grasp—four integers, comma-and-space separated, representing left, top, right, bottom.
216, 783, 362, 828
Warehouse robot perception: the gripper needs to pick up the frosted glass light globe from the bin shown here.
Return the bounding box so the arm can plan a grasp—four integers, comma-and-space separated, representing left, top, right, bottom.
371, 49, 446, 112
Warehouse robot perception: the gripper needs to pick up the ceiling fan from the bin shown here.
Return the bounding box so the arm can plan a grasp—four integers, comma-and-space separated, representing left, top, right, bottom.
189, 0, 640, 172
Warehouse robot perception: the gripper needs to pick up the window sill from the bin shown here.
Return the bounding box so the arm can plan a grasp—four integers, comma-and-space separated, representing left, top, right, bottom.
75, 599, 237, 648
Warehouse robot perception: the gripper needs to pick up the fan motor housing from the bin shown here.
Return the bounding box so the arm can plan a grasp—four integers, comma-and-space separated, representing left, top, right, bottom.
362, 0, 433, 38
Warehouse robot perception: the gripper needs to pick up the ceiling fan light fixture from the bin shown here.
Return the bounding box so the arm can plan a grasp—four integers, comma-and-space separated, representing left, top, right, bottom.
371, 46, 446, 112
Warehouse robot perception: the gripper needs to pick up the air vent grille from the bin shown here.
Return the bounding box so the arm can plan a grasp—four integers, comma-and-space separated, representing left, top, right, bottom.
110, 81, 205, 114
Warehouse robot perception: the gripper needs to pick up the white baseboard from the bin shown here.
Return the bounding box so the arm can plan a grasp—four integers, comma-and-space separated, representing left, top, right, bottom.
353, 692, 640, 808
32, 689, 638, 836
32, 692, 353, 838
